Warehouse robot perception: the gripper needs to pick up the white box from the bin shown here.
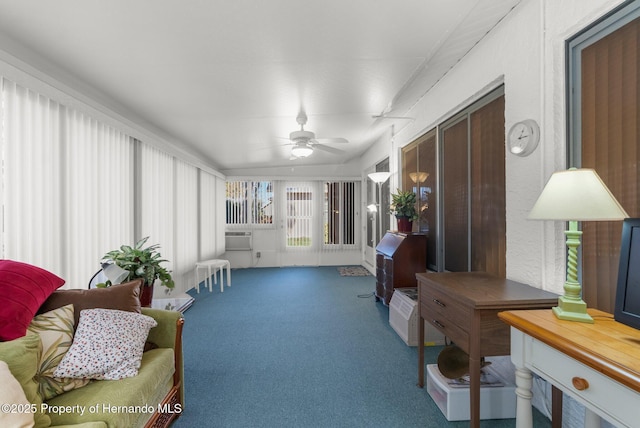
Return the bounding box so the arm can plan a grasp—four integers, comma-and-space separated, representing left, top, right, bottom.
426, 364, 516, 421
389, 288, 445, 346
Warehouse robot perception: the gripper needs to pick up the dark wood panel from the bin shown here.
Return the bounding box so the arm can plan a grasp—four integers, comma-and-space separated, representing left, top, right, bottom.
581, 16, 640, 312
443, 119, 469, 272
418, 133, 438, 269
470, 95, 506, 278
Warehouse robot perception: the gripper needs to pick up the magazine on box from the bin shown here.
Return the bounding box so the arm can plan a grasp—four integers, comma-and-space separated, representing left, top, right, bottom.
446, 369, 504, 388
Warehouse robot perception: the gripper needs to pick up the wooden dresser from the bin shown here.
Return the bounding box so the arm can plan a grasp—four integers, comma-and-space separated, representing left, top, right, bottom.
416, 272, 558, 428
499, 308, 640, 428
375, 232, 426, 305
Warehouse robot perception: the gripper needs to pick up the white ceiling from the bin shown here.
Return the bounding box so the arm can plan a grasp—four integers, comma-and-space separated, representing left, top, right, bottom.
0, 0, 520, 172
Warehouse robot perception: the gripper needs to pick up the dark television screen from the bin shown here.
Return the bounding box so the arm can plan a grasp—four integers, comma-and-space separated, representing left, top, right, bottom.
614, 218, 640, 330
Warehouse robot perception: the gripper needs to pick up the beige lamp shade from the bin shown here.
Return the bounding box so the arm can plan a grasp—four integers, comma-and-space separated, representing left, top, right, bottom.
528, 168, 628, 221
409, 172, 429, 183
368, 172, 391, 183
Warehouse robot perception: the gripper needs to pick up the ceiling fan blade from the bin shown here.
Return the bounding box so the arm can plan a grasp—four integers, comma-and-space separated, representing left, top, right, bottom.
313, 144, 345, 155
314, 137, 348, 144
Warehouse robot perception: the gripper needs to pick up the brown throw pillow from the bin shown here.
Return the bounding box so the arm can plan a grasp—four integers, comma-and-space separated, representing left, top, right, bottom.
38, 279, 143, 327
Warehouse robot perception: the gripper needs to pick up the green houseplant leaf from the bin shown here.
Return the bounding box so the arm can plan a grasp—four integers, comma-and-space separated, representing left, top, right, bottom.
390, 189, 419, 221
101, 236, 175, 291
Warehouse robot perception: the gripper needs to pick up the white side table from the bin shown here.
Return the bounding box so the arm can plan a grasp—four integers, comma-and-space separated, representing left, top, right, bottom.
500, 308, 640, 428
194, 259, 231, 293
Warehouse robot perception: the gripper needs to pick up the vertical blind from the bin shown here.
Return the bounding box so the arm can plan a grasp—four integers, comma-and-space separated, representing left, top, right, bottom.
442, 118, 470, 272
579, 14, 640, 312
199, 170, 219, 259
174, 158, 199, 285
64, 109, 134, 287
139, 142, 175, 275
403, 90, 505, 275
2, 79, 64, 275
469, 95, 506, 278
1, 75, 224, 291
323, 182, 356, 247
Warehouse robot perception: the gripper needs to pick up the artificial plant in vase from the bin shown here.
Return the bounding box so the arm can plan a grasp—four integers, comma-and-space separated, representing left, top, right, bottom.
100, 236, 175, 307
390, 189, 418, 233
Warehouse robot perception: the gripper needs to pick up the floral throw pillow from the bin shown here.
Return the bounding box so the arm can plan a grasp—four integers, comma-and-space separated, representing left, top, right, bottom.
27, 304, 90, 400
53, 308, 157, 380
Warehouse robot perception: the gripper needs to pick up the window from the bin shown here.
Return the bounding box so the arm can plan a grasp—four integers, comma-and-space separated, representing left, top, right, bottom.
324, 182, 356, 246
226, 181, 273, 226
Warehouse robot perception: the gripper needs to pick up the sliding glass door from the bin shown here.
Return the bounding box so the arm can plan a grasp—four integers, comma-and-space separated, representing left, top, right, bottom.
568, 1, 640, 312
401, 87, 505, 276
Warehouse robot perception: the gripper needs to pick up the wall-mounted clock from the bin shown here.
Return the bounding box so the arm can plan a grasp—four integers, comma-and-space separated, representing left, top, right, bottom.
508, 119, 540, 156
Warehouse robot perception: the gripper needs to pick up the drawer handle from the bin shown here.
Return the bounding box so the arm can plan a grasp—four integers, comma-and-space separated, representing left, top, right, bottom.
572, 377, 589, 391
433, 299, 446, 308
433, 320, 445, 329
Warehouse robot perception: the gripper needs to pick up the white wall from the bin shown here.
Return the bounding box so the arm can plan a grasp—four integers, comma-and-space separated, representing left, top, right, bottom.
361, 0, 626, 295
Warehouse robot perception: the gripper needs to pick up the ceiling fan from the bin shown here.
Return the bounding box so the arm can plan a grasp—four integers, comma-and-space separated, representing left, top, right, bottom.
285, 111, 348, 159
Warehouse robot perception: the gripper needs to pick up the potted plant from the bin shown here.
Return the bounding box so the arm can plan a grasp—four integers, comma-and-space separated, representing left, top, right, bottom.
101, 236, 175, 307
390, 189, 418, 233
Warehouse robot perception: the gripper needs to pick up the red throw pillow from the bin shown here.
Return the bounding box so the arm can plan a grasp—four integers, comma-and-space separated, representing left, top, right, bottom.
0, 260, 65, 341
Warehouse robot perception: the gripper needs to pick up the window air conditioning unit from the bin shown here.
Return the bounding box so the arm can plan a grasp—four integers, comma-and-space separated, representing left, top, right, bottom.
225, 231, 252, 251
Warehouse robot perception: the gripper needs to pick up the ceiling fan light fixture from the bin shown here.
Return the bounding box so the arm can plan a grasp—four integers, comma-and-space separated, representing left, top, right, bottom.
291, 144, 313, 158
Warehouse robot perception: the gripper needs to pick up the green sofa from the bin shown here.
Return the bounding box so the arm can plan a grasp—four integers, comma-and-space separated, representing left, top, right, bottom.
46, 308, 184, 428
1, 306, 184, 428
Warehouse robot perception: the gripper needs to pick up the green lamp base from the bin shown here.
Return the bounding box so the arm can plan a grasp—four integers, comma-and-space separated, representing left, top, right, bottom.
552, 296, 594, 323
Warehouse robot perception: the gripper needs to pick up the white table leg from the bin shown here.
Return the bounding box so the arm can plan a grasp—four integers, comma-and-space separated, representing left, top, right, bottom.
514, 366, 534, 428
226, 262, 231, 287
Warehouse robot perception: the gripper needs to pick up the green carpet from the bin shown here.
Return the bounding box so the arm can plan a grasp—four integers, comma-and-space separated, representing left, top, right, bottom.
172, 266, 551, 428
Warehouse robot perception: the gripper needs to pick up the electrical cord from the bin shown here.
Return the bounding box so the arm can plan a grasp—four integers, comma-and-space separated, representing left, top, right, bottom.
358, 291, 375, 298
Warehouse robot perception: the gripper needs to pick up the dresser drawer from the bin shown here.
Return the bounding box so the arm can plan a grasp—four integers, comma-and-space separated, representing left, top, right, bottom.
422, 301, 470, 347
420, 284, 472, 328
420, 282, 472, 346
529, 337, 636, 427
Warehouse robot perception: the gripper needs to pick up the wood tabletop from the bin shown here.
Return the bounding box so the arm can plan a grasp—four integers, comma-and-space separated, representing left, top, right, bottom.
416, 272, 559, 308
499, 308, 640, 393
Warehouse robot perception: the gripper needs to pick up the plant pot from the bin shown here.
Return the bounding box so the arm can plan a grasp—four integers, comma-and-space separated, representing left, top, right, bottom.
140, 282, 154, 308
397, 217, 413, 233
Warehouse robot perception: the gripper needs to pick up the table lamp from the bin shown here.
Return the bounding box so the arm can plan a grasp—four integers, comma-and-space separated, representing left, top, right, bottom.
87, 262, 130, 288
528, 168, 628, 323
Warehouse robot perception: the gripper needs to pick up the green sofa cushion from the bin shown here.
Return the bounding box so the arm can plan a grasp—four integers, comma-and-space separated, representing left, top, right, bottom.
46, 348, 174, 428
0, 333, 52, 428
